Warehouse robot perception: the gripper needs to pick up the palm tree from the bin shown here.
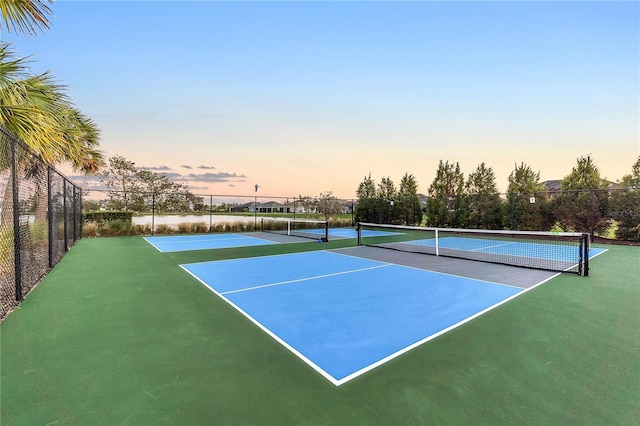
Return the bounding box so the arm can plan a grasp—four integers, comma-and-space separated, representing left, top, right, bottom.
0, 42, 104, 171
1, 42, 103, 226
1, 0, 102, 171
0, 0, 53, 36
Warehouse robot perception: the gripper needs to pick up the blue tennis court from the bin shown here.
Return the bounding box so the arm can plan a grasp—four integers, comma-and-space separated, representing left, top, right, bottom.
181, 251, 526, 385
145, 234, 276, 252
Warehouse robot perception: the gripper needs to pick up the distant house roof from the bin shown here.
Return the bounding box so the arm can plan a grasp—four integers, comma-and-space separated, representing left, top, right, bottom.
542, 180, 562, 193
542, 179, 619, 192
260, 201, 285, 208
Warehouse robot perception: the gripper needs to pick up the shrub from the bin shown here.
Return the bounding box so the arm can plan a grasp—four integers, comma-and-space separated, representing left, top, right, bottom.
132, 224, 151, 235
177, 222, 192, 234
329, 218, 353, 228
154, 224, 173, 235
83, 221, 99, 237
191, 222, 208, 233
100, 220, 131, 237
83, 211, 133, 225
210, 223, 226, 233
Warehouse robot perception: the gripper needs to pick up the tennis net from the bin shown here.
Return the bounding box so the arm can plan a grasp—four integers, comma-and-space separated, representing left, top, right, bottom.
357, 222, 590, 276
261, 217, 329, 242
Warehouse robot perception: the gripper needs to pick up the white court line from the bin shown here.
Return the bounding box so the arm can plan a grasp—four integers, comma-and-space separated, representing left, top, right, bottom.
221, 264, 392, 295
152, 236, 251, 244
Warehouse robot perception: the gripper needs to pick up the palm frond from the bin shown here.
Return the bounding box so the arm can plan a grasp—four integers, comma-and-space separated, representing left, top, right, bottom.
0, 0, 53, 36
0, 40, 103, 173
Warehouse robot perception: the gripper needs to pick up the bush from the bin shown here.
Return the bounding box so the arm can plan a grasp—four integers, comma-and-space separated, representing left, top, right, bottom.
191, 222, 208, 233
154, 224, 173, 235
83, 211, 133, 225
132, 224, 151, 235
83, 221, 99, 237
329, 218, 353, 228
100, 220, 131, 237
177, 222, 192, 233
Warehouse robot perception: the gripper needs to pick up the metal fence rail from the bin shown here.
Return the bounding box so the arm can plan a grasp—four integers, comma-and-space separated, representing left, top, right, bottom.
0, 126, 82, 322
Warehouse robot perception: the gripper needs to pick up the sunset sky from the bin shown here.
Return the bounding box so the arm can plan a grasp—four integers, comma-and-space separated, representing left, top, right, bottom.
4, 0, 638, 199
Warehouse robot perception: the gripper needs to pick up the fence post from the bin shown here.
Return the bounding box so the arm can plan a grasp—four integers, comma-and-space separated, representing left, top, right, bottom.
582, 233, 590, 277
63, 179, 68, 252
47, 166, 54, 268
209, 194, 213, 232
151, 191, 155, 235
77, 189, 82, 241
72, 186, 77, 241
10, 135, 23, 301
351, 199, 354, 226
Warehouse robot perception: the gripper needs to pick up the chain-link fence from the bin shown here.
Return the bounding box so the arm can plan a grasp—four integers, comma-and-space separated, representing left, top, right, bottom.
82, 185, 639, 243
81, 189, 356, 236
0, 126, 82, 322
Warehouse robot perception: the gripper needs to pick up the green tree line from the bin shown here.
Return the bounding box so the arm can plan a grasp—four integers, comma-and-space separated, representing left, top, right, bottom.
355, 156, 640, 241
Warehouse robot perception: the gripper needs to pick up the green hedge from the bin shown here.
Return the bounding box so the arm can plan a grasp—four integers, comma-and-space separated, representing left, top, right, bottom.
82, 211, 133, 225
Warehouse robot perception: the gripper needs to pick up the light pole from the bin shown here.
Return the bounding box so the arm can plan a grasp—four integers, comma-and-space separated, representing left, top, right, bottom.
390, 200, 394, 223
254, 184, 259, 231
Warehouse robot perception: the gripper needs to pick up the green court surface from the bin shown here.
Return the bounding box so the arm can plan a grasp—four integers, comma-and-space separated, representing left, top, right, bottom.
1, 236, 638, 425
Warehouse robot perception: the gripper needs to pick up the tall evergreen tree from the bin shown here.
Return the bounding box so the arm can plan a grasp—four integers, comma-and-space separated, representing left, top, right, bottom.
426, 160, 465, 227
609, 156, 640, 241
465, 162, 503, 229
554, 155, 610, 237
377, 176, 397, 223
505, 163, 552, 231
396, 173, 422, 226
355, 173, 378, 223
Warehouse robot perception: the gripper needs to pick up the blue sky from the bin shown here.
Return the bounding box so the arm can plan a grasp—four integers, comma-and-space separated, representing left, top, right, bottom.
3, 0, 638, 198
